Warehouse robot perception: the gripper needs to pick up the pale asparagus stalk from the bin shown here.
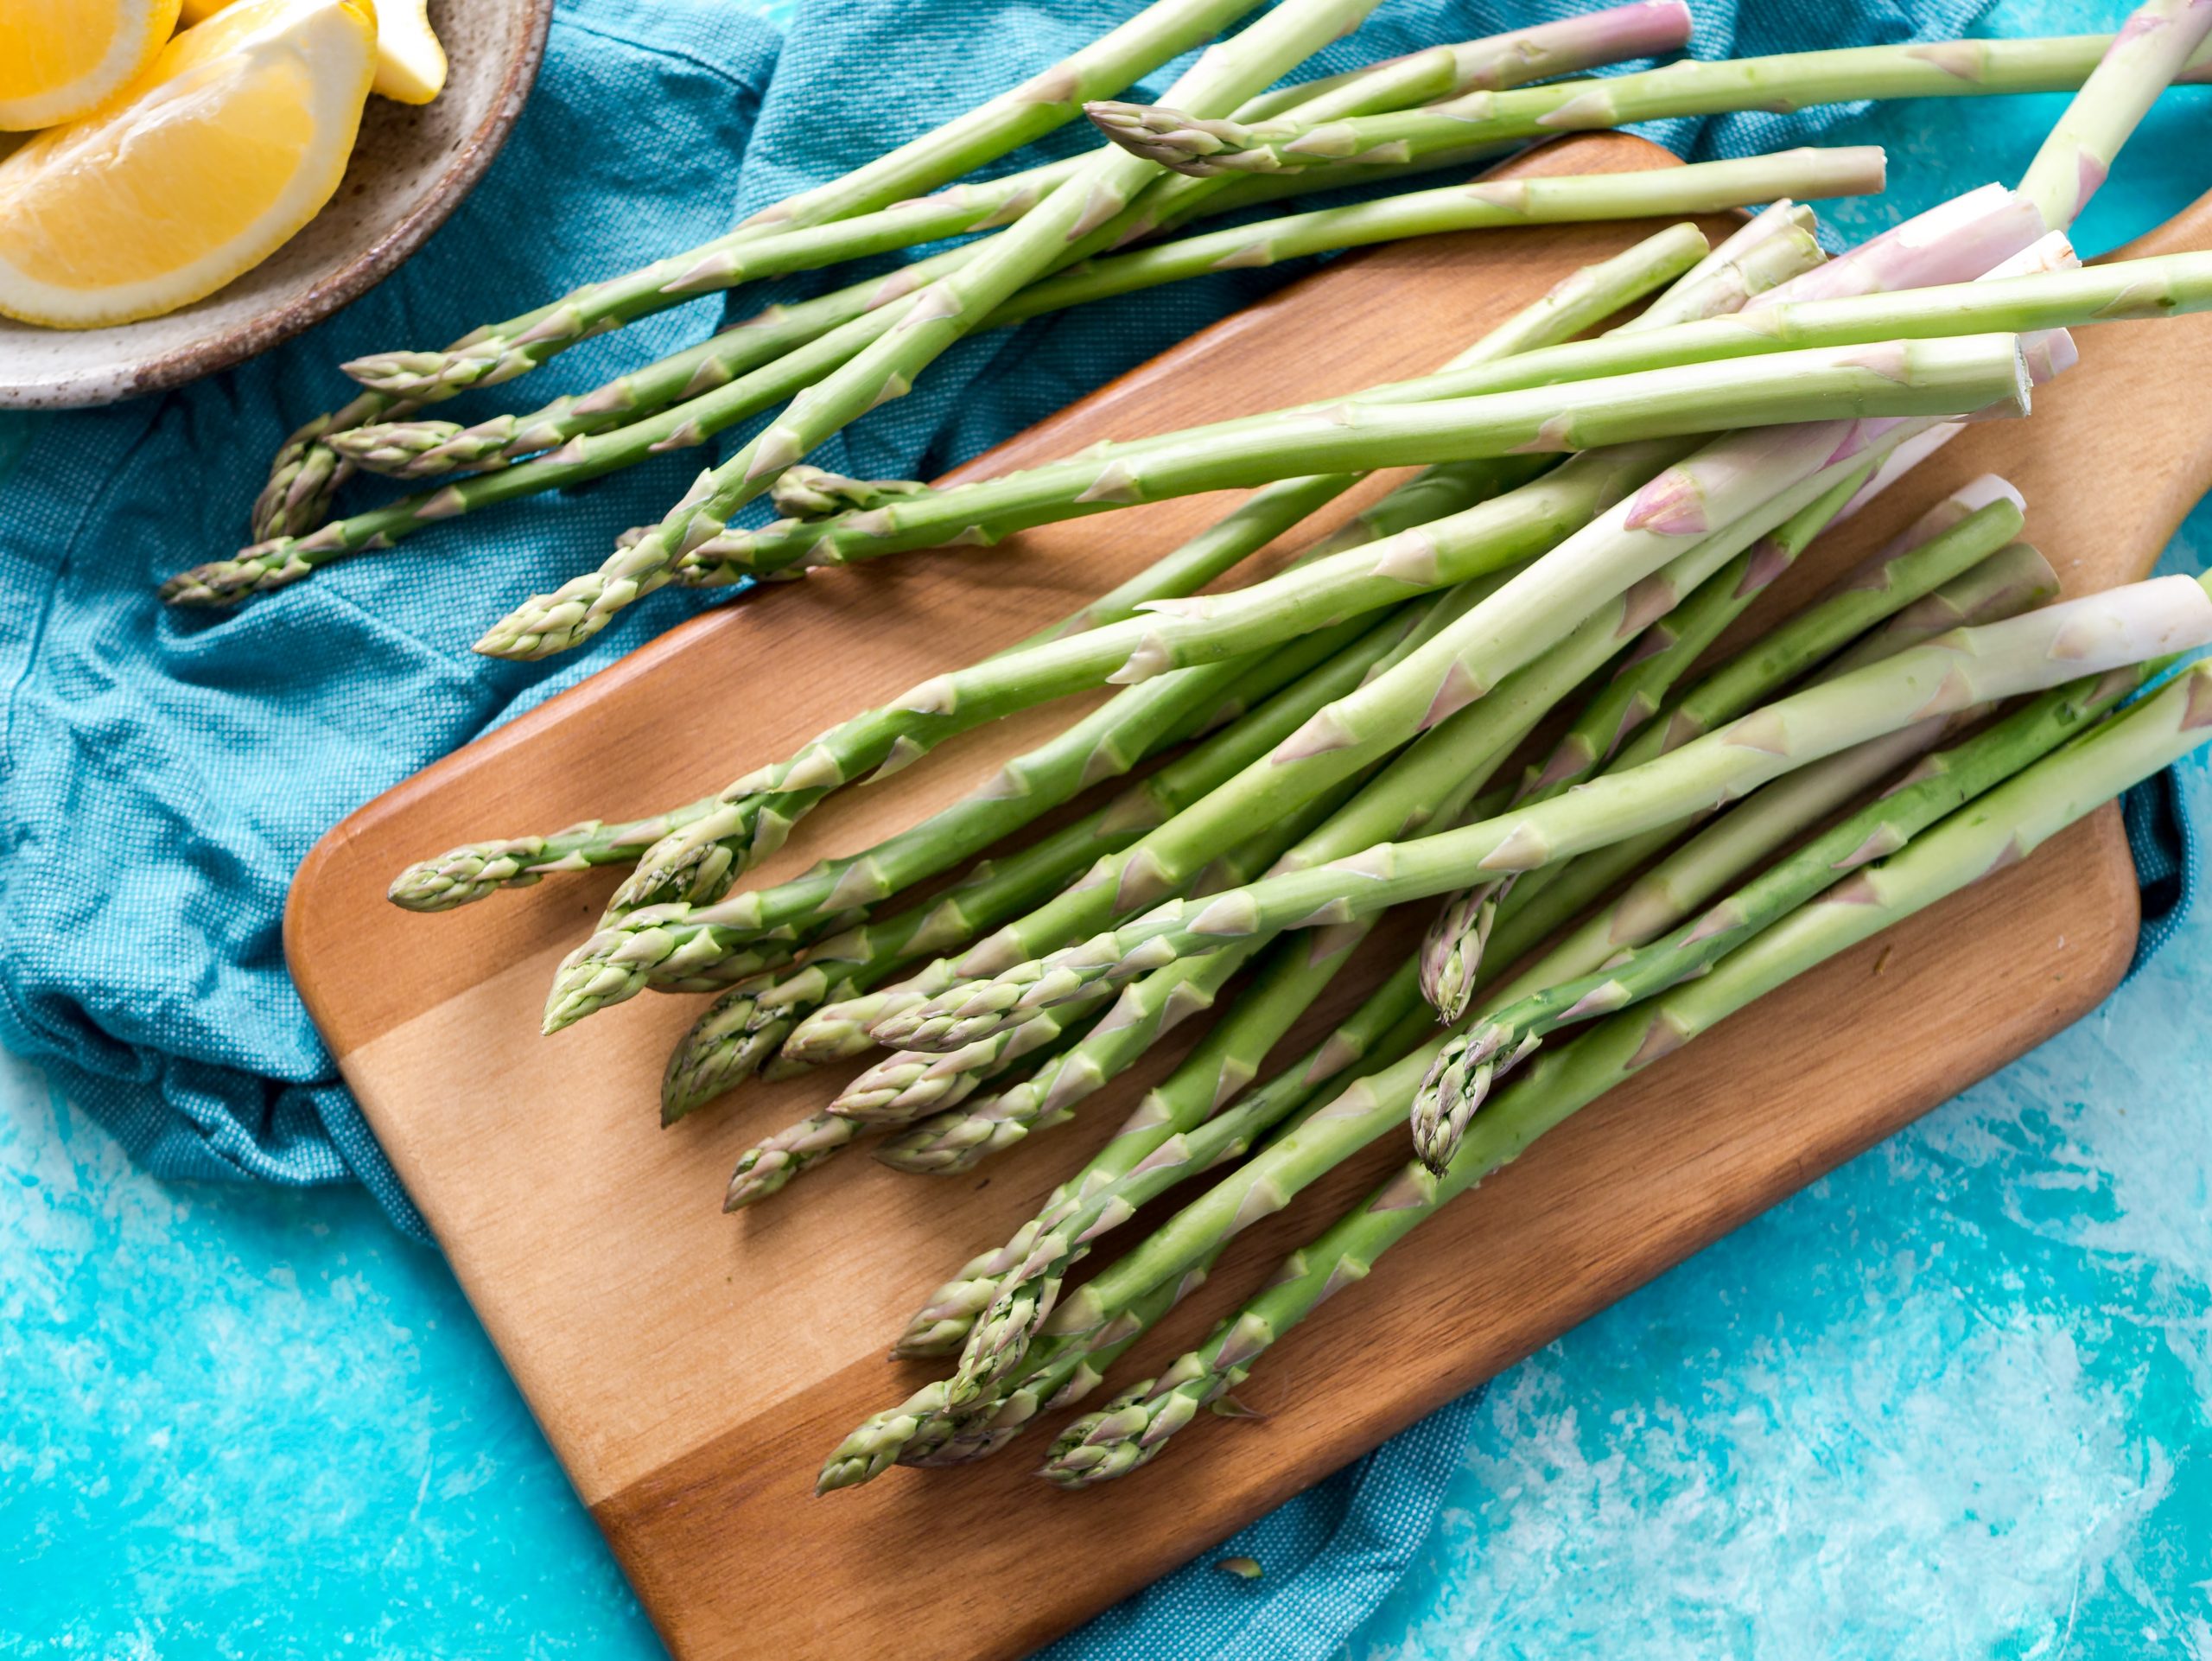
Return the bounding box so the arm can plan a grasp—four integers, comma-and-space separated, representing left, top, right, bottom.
1037, 660, 2212, 1486
2016, 0, 2212, 231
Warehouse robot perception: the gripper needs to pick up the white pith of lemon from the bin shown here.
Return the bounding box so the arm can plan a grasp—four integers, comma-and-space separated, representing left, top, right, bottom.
181, 0, 446, 105
0, 0, 185, 131
0, 0, 378, 328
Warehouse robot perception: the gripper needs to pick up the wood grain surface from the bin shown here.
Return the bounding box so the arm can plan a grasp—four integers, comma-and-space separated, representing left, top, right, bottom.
287, 133, 2212, 1659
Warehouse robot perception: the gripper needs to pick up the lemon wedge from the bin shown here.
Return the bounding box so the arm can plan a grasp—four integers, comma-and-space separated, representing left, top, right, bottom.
0, 0, 184, 131
0, 0, 377, 328
181, 0, 445, 105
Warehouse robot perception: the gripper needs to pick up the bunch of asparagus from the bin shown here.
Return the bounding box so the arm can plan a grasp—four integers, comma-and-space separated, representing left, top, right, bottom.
164, 0, 2211, 670
372, 0, 2212, 1496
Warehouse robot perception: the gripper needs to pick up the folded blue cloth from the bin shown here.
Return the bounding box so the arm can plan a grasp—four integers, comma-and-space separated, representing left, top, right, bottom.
8, 0, 2191, 1655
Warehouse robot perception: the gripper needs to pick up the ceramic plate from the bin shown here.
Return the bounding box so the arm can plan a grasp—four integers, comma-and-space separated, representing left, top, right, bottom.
0, 0, 555, 410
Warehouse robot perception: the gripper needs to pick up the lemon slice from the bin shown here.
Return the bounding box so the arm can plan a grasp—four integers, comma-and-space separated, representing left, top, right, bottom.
0, 0, 183, 131
181, 0, 446, 105
0, 0, 376, 328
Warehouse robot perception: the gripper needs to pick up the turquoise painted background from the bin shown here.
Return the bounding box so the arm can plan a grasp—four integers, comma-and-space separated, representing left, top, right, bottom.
5, 0, 2210, 1654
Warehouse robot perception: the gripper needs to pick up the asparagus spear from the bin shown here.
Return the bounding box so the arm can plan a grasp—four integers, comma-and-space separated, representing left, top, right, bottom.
1416, 637, 2177, 1167
690, 600, 1437, 1129
167, 184, 1707, 612
830, 776, 1363, 1126
1084, 32, 2212, 178
919, 471, 2018, 1390
944, 579, 2212, 1021
473, 0, 1395, 659
543, 601, 1427, 1034
903, 640, 1970, 1432
720, 727, 1387, 1200
820, 1240, 1231, 1492
877, 396, 2008, 1050
2017, 0, 2212, 231
1039, 659, 2212, 1486
1417, 485, 2029, 1016
911, 492, 2027, 1365
339, 8, 1699, 482
386, 471, 1356, 916
609, 232, 1706, 917
1485, 535, 2064, 949
769, 233, 1824, 1069
247, 0, 1281, 535
873, 550, 1659, 1176
455, 193, 1840, 650
681, 245, 2212, 581
359, 3, 1695, 409
354, 0, 1291, 404
332, 130, 1642, 483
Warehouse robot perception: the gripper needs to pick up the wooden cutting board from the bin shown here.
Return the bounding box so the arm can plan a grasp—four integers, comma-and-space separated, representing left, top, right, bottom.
288, 132, 2212, 1660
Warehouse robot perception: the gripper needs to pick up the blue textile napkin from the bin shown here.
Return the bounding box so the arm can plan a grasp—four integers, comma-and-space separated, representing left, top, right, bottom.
6, 0, 2192, 1654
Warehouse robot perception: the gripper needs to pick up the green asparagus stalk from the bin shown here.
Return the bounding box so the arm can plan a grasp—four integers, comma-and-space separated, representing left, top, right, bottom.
388, 471, 1359, 918
353, 176, 1800, 492
607, 233, 1706, 920
723, 772, 1371, 1203
676, 245, 2212, 580
247, 0, 1281, 535
2018, 0, 2212, 231
168, 175, 1706, 614
877, 578, 1618, 1162
1415, 636, 2174, 1168
830, 776, 1363, 1128
892, 950, 1433, 1359
1083, 32, 2212, 179
877, 601, 1973, 1404
1416, 482, 2031, 1017
543, 601, 1426, 1034
1479, 532, 2063, 952
820, 1240, 1230, 1492
919, 463, 2016, 1391
351, 3, 1694, 407
880, 401, 1999, 1048
219, 197, 1814, 628
327, 133, 1597, 484
470, 165, 1845, 656
1039, 659, 2212, 1486
348, 0, 1287, 404
918, 644, 1955, 1433
954, 578, 2212, 1020
473, 0, 1395, 659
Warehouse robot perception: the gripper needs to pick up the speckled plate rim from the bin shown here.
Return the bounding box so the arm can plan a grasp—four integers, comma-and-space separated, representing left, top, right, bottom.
0, 0, 555, 412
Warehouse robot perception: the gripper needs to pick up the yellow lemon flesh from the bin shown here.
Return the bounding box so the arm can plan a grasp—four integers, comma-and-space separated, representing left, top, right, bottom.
0, 0, 184, 130
181, 0, 445, 105
0, 0, 376, 328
